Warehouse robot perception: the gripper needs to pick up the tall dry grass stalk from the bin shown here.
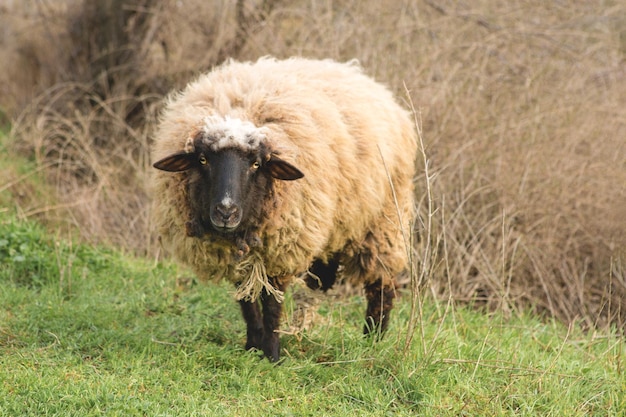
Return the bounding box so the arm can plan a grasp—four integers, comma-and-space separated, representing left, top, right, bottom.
1, 0, 624, 330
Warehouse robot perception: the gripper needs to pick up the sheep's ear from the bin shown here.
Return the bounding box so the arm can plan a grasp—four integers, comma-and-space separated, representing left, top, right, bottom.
153, 151, 197, 172
266, 155, 304, 180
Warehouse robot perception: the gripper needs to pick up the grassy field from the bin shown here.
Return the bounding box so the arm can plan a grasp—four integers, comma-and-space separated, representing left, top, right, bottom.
1, 215, 624, 416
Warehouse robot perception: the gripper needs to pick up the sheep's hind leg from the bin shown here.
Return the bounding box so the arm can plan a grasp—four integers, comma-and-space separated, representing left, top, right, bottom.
239, 299, 263, 351
260, 277, 288, 362
305, 254, 340, 291
363, 279, 395, 336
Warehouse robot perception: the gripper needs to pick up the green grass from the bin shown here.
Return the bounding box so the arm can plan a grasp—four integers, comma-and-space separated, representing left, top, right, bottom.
0, 215, 624, 416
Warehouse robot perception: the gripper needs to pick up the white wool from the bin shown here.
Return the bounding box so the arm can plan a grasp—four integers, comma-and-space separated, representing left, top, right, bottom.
200, 115, 267, 152
152, 56, 417, 299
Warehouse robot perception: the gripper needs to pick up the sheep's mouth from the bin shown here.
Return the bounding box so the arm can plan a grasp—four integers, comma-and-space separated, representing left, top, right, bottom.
209, 216, 242, 234
212, 223, 239, 234
185, 217, 239, 238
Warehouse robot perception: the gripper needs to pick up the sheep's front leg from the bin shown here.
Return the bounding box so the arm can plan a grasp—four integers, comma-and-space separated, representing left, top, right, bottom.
260, 277, 287, 362
239, 299, 263, 351
363, 278, 395, 336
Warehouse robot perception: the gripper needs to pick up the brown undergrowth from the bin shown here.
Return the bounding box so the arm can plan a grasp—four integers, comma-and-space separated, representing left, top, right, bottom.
1, 0, 624, 330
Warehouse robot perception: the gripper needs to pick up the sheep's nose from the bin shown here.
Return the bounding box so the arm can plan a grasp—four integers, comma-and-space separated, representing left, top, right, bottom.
211, 200, 242, 231
216, 202, 239, 220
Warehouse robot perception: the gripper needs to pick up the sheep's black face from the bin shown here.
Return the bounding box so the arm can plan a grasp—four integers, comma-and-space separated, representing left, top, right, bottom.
153, 141, 304, 238
202, 148, 261, 233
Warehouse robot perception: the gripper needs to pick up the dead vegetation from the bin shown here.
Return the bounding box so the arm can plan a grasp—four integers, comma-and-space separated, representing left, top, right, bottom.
0, 0, 624, 330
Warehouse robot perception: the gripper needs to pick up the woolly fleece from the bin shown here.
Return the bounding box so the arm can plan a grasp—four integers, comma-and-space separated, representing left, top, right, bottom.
151, 57, 417, 297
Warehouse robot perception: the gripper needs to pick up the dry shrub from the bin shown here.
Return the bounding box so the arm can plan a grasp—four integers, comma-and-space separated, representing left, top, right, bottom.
1, 0, 625, 329
3, 0, 280, 251
406, 1, 626, 330
5, 0, 163, 250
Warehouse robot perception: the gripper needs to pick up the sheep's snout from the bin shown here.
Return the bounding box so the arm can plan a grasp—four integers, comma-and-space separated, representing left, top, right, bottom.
210, 198, 242, 231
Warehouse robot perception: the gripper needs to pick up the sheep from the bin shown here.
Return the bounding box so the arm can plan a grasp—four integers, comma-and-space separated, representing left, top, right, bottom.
151, 57, 417, 361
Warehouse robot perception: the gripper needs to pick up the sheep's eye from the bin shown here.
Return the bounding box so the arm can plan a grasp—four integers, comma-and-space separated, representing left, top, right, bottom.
198, 154, 207, 165
251, 161, 261, 170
